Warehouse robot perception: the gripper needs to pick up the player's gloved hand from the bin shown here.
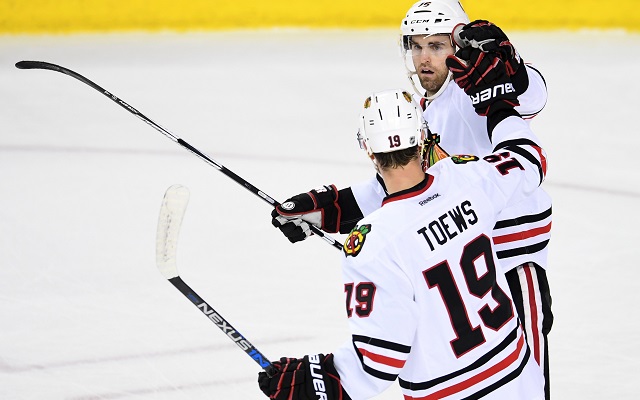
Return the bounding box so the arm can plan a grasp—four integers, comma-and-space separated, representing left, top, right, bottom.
258, 354, 349, 400
452, 20, 529, 93
453, 20, 522, 76
271, 185, 341, 243
446, 47, 520, 117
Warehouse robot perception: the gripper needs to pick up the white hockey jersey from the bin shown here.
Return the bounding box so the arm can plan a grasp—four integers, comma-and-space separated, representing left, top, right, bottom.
334, 116, 546, 400
351, 65, 552, 273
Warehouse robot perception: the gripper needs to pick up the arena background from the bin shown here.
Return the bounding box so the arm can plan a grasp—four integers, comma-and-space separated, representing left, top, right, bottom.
0, 0, 638, 33
2, 1, 639, 400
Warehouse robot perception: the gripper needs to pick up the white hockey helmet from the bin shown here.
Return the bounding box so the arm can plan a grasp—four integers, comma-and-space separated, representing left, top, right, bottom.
400, 1, 470, 100
357, 89, 426, 159
401, 0, 470, 39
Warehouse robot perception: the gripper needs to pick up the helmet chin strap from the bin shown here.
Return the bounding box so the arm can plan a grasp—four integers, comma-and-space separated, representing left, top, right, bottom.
408, 70, 453, 103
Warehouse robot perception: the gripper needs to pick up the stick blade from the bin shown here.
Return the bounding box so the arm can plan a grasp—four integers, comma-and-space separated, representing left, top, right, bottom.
16, 60, 58, 70
156, 184, 190, 279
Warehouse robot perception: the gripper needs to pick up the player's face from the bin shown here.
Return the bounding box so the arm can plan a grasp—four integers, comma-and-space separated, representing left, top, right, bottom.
409, 34, 455, 96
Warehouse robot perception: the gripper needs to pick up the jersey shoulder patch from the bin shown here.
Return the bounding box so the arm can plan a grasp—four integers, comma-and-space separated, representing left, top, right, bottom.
343, 224, 372, 257
451, 154, 479, 164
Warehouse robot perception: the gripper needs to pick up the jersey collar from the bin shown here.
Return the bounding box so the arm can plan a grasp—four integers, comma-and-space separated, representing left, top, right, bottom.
381, 174, 434, 206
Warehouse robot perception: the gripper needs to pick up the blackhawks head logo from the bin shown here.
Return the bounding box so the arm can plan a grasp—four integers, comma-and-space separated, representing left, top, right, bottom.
343, 224, 371, 257
451, 154, 479, 164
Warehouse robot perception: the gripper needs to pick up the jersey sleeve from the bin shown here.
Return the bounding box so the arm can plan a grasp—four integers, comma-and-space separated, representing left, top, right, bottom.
514, 64, 548, 119
447, 114, 547, 214
333, 237, 419, 399
348, 174, 386, 218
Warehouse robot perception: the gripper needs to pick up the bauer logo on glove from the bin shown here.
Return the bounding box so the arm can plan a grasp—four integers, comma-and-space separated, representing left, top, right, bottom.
470, 82, 516, 106
445, 49, 520, 117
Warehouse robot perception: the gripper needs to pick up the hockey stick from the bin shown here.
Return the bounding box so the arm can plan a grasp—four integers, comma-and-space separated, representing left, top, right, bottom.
15, 60, 342, 251
156, 184, 277, 377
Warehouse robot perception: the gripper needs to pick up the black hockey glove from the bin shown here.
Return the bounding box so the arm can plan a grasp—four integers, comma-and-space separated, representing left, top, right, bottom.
446, 47, 520, 117
271, 185, 341, 243
258, 354, 350, 400
452, 20, 528, 93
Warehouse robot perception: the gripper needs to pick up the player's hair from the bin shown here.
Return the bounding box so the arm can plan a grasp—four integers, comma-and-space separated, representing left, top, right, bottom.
374, 145, 420, 170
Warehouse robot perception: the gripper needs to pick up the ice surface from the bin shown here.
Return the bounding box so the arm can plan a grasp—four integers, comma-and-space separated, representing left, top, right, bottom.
1, 29, 639, 399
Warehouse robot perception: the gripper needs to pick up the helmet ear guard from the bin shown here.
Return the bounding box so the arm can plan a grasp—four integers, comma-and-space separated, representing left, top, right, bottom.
357, 89, 427, 166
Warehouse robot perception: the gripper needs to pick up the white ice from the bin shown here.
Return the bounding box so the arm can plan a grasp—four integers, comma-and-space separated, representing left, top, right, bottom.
1, 29, 639, 399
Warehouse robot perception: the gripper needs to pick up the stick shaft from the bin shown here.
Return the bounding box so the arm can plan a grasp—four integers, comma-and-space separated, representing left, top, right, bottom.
16, 60, 343, 250
169, 276, 277, 376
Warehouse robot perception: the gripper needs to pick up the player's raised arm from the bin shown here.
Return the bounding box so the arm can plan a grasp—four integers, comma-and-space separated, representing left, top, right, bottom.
446, 47, 546, 207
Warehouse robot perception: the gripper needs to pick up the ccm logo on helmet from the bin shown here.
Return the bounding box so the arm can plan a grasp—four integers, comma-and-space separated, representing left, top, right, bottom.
470, 83, 515, 105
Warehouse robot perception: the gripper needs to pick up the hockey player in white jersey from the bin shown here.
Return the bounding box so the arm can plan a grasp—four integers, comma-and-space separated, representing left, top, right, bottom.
270, 1, 553, 398
260, 53, 546, 399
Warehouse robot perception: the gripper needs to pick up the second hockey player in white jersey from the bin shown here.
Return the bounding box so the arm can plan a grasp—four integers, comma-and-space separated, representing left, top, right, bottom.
260, 48, 546, 399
